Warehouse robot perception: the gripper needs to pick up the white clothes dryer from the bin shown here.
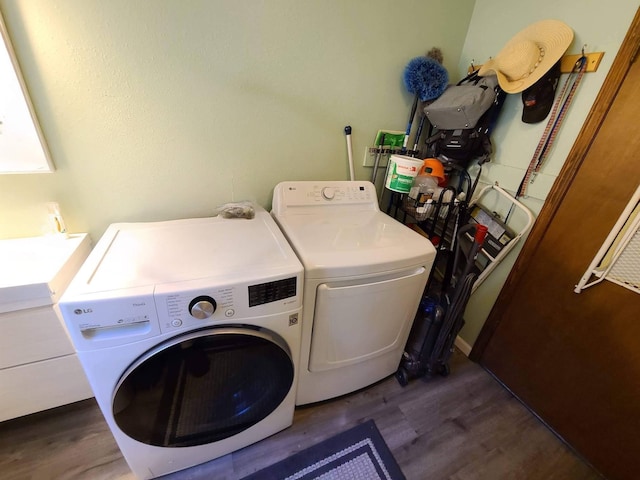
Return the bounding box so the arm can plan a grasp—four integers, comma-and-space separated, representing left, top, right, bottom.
57, 206, 302, 479
272, 181, 436, 405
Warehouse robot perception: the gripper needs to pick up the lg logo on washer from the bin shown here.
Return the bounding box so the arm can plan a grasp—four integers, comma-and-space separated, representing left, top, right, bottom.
74, 299, 147, 315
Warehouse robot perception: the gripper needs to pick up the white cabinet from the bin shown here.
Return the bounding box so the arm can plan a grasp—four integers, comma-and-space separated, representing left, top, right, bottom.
0, 234, 93, 421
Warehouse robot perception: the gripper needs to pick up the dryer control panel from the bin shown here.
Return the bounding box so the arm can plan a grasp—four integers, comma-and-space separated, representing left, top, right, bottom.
272, 181, 378, 215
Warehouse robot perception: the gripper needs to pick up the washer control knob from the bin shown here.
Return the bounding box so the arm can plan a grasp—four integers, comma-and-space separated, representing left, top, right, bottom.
321, 187, 335, 200
188, 296, 217, 319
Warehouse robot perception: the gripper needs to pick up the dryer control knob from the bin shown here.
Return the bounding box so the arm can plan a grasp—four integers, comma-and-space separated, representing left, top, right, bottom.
188, 296, 217, 319
321, 187, 335, 200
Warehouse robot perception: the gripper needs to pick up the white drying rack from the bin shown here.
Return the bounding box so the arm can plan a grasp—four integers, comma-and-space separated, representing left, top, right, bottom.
575, 184, 640, 295
468, 184, 535, 293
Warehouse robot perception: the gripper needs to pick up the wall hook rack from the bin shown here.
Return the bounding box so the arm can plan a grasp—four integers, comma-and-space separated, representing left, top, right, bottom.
469, 50, 605, 74
560, 50, 604, 73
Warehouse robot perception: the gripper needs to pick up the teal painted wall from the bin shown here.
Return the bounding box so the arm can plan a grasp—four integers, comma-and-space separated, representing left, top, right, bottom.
457, 0, 640, 347
0, 0, 475, 239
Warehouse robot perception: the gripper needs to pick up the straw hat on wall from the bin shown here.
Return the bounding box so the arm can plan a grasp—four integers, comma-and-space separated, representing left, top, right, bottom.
478, 19, 574, 94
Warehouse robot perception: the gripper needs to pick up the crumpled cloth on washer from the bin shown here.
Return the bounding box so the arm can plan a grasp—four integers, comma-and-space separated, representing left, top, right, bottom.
213, 201, 255, 219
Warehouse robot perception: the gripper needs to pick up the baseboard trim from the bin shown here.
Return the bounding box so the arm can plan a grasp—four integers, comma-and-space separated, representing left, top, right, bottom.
454, 336, 472, 357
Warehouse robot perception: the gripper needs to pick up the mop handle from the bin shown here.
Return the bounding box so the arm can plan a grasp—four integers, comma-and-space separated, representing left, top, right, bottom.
401, 95, 419, 154
371, 133, 386, 184
344, 126, 355, 181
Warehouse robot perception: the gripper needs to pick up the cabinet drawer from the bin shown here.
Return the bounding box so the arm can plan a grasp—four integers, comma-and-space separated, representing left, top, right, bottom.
0, 354, 93, 422
0, 306, 75, 369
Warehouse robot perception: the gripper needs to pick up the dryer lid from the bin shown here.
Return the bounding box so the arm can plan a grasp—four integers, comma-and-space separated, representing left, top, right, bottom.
274, 210, 436, 278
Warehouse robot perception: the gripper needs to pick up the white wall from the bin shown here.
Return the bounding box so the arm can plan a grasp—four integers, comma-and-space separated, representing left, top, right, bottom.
456, 0, 640, 346
0, 0, 475, 239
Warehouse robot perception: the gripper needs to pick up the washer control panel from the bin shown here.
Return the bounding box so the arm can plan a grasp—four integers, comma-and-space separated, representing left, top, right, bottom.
159, 285, 235, 332
154, 275, 299, 333
60, 272, 301, 348
248, 277, 297, 307
60, 266, 303, 351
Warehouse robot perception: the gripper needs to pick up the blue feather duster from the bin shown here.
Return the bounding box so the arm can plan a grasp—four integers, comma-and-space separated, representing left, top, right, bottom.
403, 57, 448, 101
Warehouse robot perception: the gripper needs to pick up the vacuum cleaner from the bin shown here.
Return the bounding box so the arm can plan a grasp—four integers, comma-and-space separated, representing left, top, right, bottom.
396, 223, 488, 385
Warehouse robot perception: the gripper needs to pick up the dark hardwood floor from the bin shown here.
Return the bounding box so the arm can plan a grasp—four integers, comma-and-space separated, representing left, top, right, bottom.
0, 351, 603, 480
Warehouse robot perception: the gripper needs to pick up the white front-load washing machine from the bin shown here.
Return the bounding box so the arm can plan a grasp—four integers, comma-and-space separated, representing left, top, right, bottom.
57, 206, 303, 479
272, 181, 436, 405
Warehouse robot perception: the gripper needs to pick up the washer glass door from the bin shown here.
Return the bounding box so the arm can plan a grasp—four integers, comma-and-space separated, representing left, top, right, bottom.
112, 327, 294, 447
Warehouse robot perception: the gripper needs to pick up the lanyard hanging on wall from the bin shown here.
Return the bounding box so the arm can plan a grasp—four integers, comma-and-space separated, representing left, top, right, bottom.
516, 55, 588, 199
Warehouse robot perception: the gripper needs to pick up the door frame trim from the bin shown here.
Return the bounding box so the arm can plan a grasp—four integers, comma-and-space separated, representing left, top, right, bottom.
470, 8, 640, 361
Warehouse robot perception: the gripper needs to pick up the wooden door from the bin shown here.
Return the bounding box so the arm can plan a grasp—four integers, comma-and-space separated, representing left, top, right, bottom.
471, 12, 640, 480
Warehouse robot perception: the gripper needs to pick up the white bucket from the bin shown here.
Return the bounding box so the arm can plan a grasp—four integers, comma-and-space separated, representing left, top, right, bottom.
384, 155, 424, 193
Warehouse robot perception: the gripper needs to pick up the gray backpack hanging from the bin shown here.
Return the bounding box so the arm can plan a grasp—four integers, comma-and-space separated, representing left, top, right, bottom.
423, 71, 505, 167
424, 74, 499, 129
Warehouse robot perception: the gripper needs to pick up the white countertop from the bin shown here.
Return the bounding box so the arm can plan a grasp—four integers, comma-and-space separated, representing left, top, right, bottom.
0, 234, 92, 313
